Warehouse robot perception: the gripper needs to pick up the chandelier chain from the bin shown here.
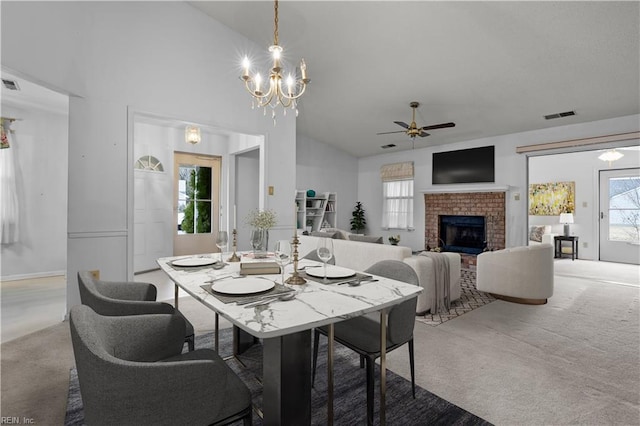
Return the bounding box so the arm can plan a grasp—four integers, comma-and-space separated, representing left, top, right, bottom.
273, 0, 279, 45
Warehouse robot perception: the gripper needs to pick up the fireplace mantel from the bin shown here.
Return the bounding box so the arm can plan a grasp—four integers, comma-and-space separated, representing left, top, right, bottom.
421, 185, 510, 194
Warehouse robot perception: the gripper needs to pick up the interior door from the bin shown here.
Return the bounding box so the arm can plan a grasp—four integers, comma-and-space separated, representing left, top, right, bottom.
599, 168, 640, 264
173, 152, 221, 256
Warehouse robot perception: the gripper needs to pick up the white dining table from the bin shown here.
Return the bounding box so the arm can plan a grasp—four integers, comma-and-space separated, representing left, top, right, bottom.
157, 254, 422, 425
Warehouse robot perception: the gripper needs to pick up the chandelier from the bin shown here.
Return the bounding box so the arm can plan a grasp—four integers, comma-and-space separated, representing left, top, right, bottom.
241, 0, 310, 118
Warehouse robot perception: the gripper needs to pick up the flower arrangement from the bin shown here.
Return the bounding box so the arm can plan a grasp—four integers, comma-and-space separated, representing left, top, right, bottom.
245, 209, 277, 230
388, 235, 401, 245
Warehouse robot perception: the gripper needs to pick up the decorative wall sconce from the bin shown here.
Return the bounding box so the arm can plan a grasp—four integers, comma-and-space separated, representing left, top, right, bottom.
185, 126, 201, 145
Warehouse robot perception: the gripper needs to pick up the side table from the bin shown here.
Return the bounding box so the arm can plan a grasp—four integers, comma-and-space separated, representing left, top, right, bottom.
554, 235, 579, 260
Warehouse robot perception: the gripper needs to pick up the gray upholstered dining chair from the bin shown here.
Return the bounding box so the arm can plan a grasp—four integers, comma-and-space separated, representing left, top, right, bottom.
77, 271, 195, 351
69, 305, 252, 426
312, 260, 419, 425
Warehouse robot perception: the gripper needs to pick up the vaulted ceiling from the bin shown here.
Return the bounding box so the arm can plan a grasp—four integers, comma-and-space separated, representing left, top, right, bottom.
191, 1, 639, 157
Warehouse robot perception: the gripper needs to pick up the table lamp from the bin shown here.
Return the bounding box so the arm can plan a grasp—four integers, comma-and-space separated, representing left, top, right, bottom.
559, 213, 574, 236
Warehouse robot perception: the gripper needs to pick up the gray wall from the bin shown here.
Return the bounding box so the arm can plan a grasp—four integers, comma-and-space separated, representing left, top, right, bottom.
357, 114, 640, 252
0, 104, 68, 279
2, 2, 296, 311
296, 134, 358, 231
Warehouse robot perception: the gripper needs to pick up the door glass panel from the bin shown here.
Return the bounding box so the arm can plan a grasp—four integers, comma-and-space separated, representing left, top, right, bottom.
608, 176, 640, 243
178, 165, 212, 234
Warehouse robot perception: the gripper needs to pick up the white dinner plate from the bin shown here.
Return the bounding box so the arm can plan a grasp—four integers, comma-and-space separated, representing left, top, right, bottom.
171, 257, 217, 267
305, 265, 355, 279
211, 278, 275, 295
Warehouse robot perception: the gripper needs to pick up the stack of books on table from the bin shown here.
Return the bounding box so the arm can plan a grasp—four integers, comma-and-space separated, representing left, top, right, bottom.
240, 261, 281, 275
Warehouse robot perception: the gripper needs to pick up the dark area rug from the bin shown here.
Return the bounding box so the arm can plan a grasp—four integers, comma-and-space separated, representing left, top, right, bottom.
66, 329, 491, 426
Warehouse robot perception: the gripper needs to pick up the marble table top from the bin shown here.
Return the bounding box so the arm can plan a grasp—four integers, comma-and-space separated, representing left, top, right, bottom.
158, 254, 423, 339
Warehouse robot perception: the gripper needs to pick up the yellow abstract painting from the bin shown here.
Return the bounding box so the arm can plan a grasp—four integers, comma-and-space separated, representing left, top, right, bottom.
529, 181, 575, 216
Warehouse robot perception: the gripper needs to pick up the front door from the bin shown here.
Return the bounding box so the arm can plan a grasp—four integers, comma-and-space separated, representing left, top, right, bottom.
599, 168, 640, 264
173, 152, 221, 256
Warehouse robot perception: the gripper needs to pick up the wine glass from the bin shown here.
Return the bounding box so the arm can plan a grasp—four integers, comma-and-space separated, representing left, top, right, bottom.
250, 230, 264, 255
316, 238, 334, 283
274, 240, 292, 284
215, 231, 228, 262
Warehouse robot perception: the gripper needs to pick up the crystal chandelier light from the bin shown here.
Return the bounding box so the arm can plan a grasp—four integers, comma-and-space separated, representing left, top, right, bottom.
241, 0, 310, 119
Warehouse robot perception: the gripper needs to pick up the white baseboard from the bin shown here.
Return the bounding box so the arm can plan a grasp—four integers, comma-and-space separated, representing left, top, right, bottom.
0, 270, 66, 282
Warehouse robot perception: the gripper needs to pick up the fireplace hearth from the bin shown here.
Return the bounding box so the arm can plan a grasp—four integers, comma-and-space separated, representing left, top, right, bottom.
439, 215, 486, 255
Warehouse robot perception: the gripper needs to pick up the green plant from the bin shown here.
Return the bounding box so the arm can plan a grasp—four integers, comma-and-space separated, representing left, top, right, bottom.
388, 235, 400, 245
350, 201, 367, 233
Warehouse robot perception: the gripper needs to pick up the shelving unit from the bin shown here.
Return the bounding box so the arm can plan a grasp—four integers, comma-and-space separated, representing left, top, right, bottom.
295, 190, 337, 232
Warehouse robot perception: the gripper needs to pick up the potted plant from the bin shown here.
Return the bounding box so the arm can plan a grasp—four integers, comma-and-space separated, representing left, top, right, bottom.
350, 201, 367, 234
388, 235, 400, 245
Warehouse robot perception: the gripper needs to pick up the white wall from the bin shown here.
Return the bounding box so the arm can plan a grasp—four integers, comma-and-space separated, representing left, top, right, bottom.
0, 104, 68, 280
2, 2, 296, 311
236, 149, 260, 251
357, 114, 640, 252
296, 134, 358, 230
529, 147, 640, 260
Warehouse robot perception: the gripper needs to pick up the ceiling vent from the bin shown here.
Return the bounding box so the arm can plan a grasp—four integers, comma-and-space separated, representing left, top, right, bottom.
2, 79, 20, 91
544, 110, 575, 120
381, 144, 396, 149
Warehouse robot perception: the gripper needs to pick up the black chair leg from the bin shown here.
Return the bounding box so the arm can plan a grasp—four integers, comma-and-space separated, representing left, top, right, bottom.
312, 329, 320, 387
186, 334, 195, 352
365, 356, 375, 426
360, 354, 365, 368
409, 338, 416, 399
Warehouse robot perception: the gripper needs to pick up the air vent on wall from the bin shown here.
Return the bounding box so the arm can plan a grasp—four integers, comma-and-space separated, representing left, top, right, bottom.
2, 79, 20, 91
381, 144, 396, 149
544, 110, 575, 120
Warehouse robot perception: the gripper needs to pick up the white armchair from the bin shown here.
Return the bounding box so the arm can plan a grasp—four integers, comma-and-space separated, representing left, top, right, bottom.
529, 225, 557, 246
476, 244, 554, 304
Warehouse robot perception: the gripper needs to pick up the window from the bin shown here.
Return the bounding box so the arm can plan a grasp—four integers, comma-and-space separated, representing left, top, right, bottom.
134, 155, 164, 172
381, 162, 414, 230
177, 164, 212, 234
608, 176, 640, 243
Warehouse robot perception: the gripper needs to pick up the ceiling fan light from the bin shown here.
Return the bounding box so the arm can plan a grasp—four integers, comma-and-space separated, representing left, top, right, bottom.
598, 149, 624, 164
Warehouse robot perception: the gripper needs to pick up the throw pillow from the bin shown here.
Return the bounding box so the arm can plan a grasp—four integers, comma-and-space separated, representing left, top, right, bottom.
310, 231, 338, 239
529, 226, 546, 243
348, 234, 383, 244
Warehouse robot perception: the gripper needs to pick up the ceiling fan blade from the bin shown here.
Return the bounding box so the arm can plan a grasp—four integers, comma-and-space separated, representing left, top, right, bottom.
394, 121, 410, 129
421, 122, 456, 131
418, 131, 430, 138
376, 130, 407, 135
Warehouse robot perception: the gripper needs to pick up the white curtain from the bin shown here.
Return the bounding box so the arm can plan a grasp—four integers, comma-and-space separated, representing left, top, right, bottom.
382, 179, 414, 230
1, 119, 19, 244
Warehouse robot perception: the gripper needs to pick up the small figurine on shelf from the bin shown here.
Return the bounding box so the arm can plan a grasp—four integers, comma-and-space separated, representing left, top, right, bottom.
388, 235, 400, 245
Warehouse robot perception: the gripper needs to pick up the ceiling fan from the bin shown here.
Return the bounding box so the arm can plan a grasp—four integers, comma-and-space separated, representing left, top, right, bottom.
377, 101, 455, 139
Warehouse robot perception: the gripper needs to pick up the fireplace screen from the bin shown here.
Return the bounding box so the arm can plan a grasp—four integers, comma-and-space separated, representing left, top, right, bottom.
439, 215, 486, 254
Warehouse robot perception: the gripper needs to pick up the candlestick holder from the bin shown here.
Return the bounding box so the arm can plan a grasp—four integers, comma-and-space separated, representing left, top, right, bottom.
227, 229, 241, 262
285, 233, 307, 285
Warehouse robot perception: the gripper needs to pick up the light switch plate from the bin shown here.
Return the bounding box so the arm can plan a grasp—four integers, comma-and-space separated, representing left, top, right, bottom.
268, 186, 274, 195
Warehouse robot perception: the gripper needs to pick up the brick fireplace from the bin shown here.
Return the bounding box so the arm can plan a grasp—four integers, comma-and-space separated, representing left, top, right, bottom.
424, 191, 506, 269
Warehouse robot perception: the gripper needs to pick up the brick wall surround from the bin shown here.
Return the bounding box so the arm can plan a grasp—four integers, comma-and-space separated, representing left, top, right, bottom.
424, 192, 506, 268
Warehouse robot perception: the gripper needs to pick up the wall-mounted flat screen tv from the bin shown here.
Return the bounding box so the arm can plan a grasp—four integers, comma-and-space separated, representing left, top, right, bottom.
432, 145, 495, 184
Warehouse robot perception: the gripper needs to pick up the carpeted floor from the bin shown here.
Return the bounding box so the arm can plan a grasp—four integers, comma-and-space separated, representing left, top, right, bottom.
65, 329, 492, 426
416, 269, 495, 326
